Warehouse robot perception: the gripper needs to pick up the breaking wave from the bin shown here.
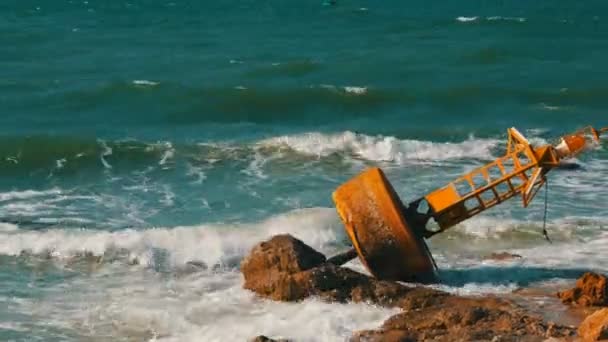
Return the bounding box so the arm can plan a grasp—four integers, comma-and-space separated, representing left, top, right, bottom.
258, 131, 499, 163
456, 16, 526, 23
0, 207, 345, 268
0, 132, 501, 174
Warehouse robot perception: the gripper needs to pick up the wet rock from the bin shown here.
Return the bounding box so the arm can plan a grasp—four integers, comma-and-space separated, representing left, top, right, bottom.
241, 234, 327, 301
242, 234, 576, 341
485, 252, 523, 261
241, 234, 443, 305
578, 308, 608, 341
353, 329, 415, 342
557, 272, 608, 306
354, 296, 575, 342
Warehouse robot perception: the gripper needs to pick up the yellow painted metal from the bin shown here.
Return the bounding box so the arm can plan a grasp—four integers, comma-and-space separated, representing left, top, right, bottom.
424, 126, 607, 232
332, 167, 436, 282
331, 125, 606, 282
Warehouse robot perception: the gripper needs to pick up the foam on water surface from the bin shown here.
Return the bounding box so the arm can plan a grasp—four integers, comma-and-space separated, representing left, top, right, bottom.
13, 267, 398, 342
1, 206, 607, 340
258, 131, 498, 163
0, 207, 343, 267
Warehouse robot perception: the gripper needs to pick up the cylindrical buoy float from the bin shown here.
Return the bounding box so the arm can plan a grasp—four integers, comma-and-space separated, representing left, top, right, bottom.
332, 167, 437, 283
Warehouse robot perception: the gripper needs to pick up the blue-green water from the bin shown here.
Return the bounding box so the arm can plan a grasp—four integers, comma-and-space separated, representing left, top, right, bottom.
1, 1, 608, 340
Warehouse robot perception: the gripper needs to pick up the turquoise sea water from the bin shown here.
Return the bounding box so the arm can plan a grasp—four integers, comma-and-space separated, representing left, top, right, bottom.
1, 1, 608, 340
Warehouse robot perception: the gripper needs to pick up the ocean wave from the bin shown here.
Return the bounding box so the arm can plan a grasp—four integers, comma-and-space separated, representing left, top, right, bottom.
456, 16, 478, 22
487, 16, 526, 22
132, 79, 159, 86
437, 215, 604, 243
57, 82, 409, 125
16, 266, 396, 342
52, 81, 608, 127
246, 60, 321, 78
0, 188, 62, 202
258, 131, 499, 163
1, 130, 604, 183
0, 132, 499, 175
0, 136, 181, 173
0, 207, 344, 267
456, 16, 526, 23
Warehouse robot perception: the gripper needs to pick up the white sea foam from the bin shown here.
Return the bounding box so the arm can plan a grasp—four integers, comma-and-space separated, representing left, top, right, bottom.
98, 139, 113, 169
186, 163, 207, 184
457, 16, 526, 23
2, 207, 399, 341
258, 131, 498, 163
4, 208, 608, 340
540, 103, 562, 111
343, 86, 368, 95
55, 158, 67, 169
0, 207, 343, 267
0, 188, 62, 202
456, 16, 478, 22
487, 16, 526, 22
132, 79, 159, 86
0, 223, 18, 232
17, 266, 397, 342
241, 150, 270, 179
444, 215, 603, 240
510, 230, 608, 271
158, 142, 175, 166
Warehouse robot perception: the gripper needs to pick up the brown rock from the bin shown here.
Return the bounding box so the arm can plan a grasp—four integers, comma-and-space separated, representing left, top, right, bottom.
242, 234, 577, 342
241, 234, 326, 301
355, 296, 575, 342
352, 329, 415, 342
557, 272, 608, 306
241, 234, 440, 305
242, 234, 326, 275
486, 252, 523, 261
578, 308, 608, 341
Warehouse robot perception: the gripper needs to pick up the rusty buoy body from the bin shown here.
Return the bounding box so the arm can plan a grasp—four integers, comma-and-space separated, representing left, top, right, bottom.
331, 126, 608, 284
332, 167, 436, 283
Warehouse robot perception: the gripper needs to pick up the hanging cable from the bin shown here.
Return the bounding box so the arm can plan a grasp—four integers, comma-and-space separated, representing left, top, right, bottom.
542, 178, 552, 243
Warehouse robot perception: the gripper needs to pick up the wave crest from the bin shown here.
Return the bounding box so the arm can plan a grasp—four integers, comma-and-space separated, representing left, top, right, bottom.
258, 131, 498, 163
0, 208, 343, 268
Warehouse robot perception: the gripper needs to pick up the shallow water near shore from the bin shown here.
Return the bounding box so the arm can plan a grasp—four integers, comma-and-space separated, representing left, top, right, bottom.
2, 0, 608, 340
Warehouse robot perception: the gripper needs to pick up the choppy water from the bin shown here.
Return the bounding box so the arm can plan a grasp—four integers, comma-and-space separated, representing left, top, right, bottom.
2, 0, 608, 340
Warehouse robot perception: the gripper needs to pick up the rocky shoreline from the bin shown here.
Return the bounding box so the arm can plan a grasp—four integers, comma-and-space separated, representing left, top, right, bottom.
240, 234, 608, 341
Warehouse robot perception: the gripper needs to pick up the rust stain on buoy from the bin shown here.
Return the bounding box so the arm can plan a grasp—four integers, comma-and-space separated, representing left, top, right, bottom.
333, 167, 436, 283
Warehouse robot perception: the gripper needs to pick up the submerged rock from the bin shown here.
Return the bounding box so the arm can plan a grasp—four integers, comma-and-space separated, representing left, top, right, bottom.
242, 234, 576, 341
557, 272, 608, 307
485, 252, 523, 261
578, 308, 608, 341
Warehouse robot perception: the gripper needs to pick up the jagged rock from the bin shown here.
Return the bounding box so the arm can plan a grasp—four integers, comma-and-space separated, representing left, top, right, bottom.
578, 308, 608, 341
242, 234, 576, 342
485, 252, 523, 261
241, 234, 327, 301
353, 296, 575, 342
557, 272, 608, 306
241, 234, 443, 304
